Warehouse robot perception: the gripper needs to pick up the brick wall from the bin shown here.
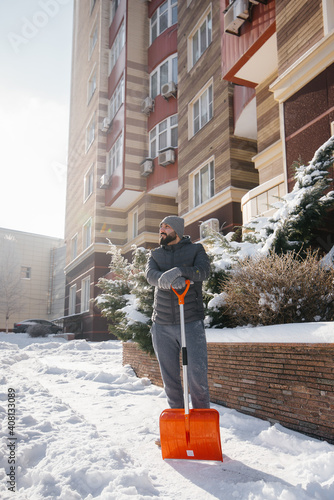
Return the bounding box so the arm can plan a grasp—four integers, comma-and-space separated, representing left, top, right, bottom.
123, 342, 334, 443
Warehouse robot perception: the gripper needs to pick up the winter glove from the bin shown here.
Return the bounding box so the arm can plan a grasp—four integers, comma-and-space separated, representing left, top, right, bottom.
171, 277, 186, 290
158, 267, 182, 289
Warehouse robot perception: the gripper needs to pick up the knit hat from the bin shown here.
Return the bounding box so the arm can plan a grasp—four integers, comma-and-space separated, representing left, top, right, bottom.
160, 216, 184, 239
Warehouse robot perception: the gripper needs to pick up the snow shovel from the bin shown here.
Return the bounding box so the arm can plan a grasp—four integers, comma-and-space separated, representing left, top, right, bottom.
159, 279, 223, 461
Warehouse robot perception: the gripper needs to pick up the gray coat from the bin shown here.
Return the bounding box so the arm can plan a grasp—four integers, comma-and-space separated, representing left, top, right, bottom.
145, 236, 211, 325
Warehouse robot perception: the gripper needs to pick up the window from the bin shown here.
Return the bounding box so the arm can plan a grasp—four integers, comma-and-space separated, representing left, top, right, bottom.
194, 160, 214, 207
150, 0, 177, 44
107, 133, 123, 176
69, 285, 77, 315
84, 166, 94, 201
110, 0, 120, 23
87, 67, 97, 102
71, 234, 78, 261
89, 23, 98, 57
150, 55, 178, 99
81, 277, 91, 312
132, 211, 138, 238
190, 82, 213, 136
86, 114, 95, 151
108, 76, 124, 120
83, 218, 92, 249
21, 266, 31, 279
90, 0, 96, 14
149, 115, 178, 158
189, 8, 212, 68
109, 21, 125, 74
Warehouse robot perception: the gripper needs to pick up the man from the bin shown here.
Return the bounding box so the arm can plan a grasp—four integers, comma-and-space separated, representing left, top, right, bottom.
145, 215, 211, 409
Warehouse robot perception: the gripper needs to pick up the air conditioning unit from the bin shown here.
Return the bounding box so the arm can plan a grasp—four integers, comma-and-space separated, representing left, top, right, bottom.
140, 158, 154, 177
101, 117, 112, 132
161, 81, 177, 99
224, 0, 249, 35
141, 96, 155, 115
100, 174, 111, 189
200, 218, 220, 239
158, 148, 175, 167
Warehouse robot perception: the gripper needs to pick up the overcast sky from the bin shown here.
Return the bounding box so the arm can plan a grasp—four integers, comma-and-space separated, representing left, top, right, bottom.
0, 0, 73, 238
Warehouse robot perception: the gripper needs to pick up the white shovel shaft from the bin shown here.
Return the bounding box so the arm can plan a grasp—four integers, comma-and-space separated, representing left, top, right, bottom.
179, 303, 189, 415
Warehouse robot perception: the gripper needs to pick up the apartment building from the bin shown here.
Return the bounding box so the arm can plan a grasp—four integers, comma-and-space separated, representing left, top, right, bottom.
0, 228, 65, 332
64, 0, 334, 340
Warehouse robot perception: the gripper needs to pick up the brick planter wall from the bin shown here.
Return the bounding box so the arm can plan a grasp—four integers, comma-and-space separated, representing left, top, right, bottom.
123, 341, 334, 443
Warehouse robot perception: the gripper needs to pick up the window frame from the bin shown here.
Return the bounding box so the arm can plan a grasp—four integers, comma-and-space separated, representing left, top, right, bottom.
84, 165, 94, 202
71, 234, 78, 261
83, 218, 92, 250
150, 0, 177, 45
149, 115, 178, 158
69, 284, 77, 315
108, 75, 124, 121
150, 54, 178, 99
86, 113, 95, 152
89, 22, 98, 58
81, 276, 91, 313
189, 80, 213, 138
21, 266, 31, 280
193, 158, 215, 208
106, 132, 123, 177
109, 21, 125, 74
188, 5, 212, 70
87, 66, 97, 103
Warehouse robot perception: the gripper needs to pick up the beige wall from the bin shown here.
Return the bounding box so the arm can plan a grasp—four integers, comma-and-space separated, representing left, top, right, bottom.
0, 228, 65, 331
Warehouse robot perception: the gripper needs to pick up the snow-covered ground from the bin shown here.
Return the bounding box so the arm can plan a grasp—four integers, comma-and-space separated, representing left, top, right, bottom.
1, 325, 334, 500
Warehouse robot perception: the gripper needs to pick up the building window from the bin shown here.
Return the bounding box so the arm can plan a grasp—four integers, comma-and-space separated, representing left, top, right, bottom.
83, 218, 92, 249
109, 21, 125, 74
69, 284, 77, 315
108, 76, 124, 120
190, 81, 213, 137
86, 114, 95, 151
107, 133, 123, 177
87, 67, 97, 102
132, 211, 138, 238
150, 55, 177, 99
110, 0, 121, 24
194, 160, 214, 207
149, 115, 178, 158
21, 266, 31, 279
90, 0, 96, 14
71, 234, 78, 260
81, 277, 91, 312
89, 23, 98, 57
84, 166, 94, 201
189, 7, 212, 69
150, 0, 177, 44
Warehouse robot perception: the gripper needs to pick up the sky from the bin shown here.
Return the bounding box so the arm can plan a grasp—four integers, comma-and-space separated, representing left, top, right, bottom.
0, 0, 74, 239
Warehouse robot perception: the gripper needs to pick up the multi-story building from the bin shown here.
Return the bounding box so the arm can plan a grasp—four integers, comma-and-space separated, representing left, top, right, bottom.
64, 0, 334, 340
0, 228, 65, 332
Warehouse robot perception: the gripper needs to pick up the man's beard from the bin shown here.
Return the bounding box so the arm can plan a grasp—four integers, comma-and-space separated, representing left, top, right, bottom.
159, 231, 177, 245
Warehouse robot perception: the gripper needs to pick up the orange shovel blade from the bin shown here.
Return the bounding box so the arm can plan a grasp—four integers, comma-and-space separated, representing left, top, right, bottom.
159, 408, 223, 461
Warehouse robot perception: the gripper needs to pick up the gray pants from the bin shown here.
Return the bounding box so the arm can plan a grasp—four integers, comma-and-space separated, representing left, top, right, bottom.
151, 320, 210, 409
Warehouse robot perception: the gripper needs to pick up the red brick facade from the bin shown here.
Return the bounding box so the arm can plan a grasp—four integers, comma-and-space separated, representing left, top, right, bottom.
123, 342, 334, 443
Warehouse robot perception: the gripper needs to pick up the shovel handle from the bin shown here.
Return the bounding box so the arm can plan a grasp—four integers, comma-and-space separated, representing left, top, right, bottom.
171, 279, 191, 304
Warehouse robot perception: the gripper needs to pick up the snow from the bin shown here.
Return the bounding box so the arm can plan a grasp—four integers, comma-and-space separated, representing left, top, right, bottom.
1, 328, 334, 499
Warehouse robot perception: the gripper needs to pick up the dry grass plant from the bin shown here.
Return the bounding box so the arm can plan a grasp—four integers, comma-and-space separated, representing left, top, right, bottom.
221, 250, 334, 326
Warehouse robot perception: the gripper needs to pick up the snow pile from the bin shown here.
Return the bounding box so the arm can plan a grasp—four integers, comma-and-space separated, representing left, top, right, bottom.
1, 328, 334, 499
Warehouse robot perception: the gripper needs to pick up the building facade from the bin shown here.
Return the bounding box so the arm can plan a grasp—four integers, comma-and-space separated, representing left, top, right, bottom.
65, 0, 334, 340
0, 228, 65, 332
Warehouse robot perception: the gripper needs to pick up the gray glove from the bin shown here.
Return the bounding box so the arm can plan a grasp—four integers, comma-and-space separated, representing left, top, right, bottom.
171, 277, 186, 289
158, 267, 182, 289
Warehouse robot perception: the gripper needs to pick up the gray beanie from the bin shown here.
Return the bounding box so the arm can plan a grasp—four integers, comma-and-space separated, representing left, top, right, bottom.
160, 216, 184, 239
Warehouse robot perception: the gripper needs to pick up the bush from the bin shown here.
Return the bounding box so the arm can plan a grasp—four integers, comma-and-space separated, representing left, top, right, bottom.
27, 324, 51, 338
213, 250, 334, 327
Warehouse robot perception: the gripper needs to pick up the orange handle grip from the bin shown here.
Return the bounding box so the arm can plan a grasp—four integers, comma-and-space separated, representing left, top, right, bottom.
171, 279, 191, 305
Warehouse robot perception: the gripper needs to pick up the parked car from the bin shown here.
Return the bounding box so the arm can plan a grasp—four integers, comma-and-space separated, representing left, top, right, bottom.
13, 319, 62, 334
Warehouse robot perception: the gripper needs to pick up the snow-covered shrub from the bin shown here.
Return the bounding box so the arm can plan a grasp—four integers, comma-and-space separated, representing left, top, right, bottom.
96, 243, 154, 354
212, 250, 334, 327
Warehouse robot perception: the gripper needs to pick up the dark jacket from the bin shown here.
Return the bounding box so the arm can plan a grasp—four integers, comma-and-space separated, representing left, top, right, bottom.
145, 236, 211, 325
